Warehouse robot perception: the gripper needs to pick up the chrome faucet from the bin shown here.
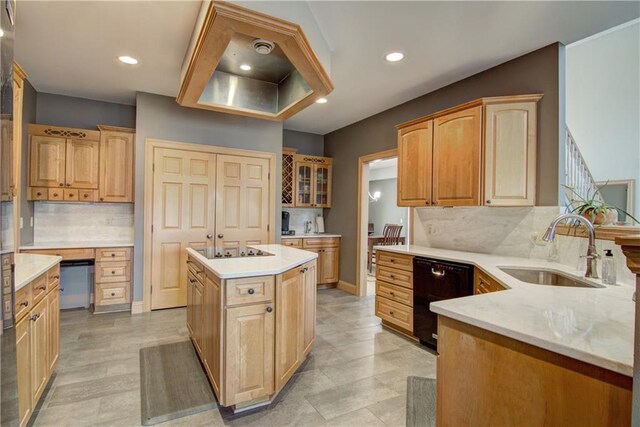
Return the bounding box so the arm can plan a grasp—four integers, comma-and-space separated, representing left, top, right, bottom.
542, 213, 599, 279
304, 221, 313, 234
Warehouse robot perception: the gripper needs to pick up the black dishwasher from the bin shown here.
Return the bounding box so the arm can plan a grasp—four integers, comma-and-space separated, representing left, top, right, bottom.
413, 257, 474, 349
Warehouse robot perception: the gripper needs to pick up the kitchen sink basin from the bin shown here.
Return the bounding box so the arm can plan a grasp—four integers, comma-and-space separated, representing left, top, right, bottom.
498, 268, 604, 288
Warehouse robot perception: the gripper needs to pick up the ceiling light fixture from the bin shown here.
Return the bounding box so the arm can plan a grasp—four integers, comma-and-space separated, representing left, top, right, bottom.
385, 52, 405, 62
118, 55, 138, 65
316, 98, 328, 104
240, 64, 252, 71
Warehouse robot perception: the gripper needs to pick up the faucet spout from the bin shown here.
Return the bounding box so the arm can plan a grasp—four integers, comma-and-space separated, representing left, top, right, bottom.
542, 213, 599, 279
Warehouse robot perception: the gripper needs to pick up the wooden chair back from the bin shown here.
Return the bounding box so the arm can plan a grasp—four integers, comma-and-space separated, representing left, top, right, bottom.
381, 224, 403, 245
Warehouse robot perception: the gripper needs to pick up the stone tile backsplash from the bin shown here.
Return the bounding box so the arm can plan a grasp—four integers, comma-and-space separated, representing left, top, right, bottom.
34, 202, 134, 243
283, 208, 324, 234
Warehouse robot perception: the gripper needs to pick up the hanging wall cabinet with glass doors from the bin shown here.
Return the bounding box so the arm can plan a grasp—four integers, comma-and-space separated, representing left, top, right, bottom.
292, 155, 332, 208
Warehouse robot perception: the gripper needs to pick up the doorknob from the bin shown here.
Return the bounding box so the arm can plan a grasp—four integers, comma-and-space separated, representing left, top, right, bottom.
206, 234, 213, 239
217, 233, 224, 239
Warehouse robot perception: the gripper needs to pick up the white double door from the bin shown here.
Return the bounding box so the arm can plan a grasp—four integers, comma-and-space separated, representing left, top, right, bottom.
151, 148, 271, 309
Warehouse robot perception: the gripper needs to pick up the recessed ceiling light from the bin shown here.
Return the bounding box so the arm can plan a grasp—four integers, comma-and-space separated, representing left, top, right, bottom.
385, 52, 405, 62
316, 98, 328, 104
118, 55, 138, 65
240, 64, 252, 71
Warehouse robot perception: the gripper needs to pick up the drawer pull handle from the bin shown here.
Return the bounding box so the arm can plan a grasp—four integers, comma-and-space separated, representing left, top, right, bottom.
36, 192, 42, 196
20, 301, 29, 308
53, 193, 59, 197
84, 194, 89, 198
431, 268, 445, 277
37, 286, 46, 291
52, 275, 60, 279
30, 313, 39, 321
59, 183, 64, 187
111, 253, 116, 257
389, 311, 394, 316
189, 279, 196, 284
390, 259, 395, 262
266, 306, 273, 313
248, 288, 255, 295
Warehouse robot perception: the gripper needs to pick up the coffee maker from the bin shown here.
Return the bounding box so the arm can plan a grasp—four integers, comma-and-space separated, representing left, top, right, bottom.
281, 211, 294, 235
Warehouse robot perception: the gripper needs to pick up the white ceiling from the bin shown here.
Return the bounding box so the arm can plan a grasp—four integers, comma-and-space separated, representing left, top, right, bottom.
15, 1, 640, 135
370, 158, 397, 170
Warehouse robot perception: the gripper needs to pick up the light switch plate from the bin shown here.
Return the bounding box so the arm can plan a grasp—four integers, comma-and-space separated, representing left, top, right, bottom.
19, 217, 23, 229
30, 216, 33, 227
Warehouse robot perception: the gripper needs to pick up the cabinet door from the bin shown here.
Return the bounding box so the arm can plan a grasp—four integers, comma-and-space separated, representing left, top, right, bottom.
313, 164, 332, 208
302, 260, 317, 356
433, 106, 482, 206
484, 102, 537, 206
192, 280, 204, 355
186, 277, 194, 335
397, 120, 433, 206
99, 131, 134, 202
294, 162, 313, 207
30, 298, 49, 404
16, 316, 32, 427
29, 136, 66, 188
203, 274, 221, 397
275, 267, 303, 390
47, 288, 60, 373
224, 302, 275, 406
319, 247, 339, 284
66, 139, 100, 189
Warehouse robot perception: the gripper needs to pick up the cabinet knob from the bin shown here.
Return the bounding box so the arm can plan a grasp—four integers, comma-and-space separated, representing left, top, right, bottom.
390, 274, 395, 279
66, 183, 71, 187
266, 306, 273, 313
30, 313, 39, 321
486, 200, 491, 204
100, 197, 104, 201
389, 311, 394, 316
53, 193, 58, 197
389, 291, 394, 296
111, 270, 116, 274
111, 292, 116, 297
20, 301, 28, 307
217, 233, 224, 239
111, 253, 116, 257
59, 183, 64, 187
84, 194, 89, 198
206, 234, 213, 239
248, 288, 255, 295
36, 192, 42, 196
426, 201, 430, 205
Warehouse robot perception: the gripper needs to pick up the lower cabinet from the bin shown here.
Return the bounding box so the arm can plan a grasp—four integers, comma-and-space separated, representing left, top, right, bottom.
302, 238, 340, 285
202, 274, 221, 397
16, 264, 61, 427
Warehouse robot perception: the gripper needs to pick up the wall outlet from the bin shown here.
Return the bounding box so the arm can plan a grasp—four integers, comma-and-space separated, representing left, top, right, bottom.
19, 217, 23, 229
30, 216, 33, 227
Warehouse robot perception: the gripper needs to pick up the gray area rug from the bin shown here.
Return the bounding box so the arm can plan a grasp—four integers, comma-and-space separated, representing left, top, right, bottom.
140, 341, 217, 425
406, 376, 436, 427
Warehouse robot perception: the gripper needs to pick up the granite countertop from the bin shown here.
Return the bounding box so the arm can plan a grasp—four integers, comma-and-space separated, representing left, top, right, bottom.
15, 253, 62, 291
20, 241, 134, 250
281, 234, 341, 239
375, 244, 635, 377
186, 244, 318, 279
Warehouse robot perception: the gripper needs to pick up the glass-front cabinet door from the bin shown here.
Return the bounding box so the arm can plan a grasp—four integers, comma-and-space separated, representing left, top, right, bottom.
313, 164, 332, 208
295, 162, 313, 207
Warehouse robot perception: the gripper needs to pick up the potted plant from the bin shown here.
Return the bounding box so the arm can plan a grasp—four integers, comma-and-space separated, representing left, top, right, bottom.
564, 183, 639, 226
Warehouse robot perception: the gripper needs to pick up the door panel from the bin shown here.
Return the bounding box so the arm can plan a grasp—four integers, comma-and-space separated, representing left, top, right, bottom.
295, 162, 313, 207
313, 165, 332, 207
433, 107, 482, 206
320, 247, 339, 284
275, 268, 302, 390
397, 121, 433, 206
216, 155, 270, 253
151, 148, 216, 310
16, 317, 32, 427
47, 288, 60, 372
203, 274, 222, 397
66, 139, 100, 189
29, 136, 66, 188
30, 298, 49, 403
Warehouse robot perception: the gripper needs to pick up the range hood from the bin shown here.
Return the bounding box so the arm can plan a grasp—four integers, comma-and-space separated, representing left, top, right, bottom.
177, 1, 333, 121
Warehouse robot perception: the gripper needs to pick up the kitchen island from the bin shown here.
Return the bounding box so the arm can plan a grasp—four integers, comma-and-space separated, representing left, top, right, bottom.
185, 244, 318, 411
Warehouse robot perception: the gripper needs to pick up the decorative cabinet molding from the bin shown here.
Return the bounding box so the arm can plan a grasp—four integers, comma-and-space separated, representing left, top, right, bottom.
27, 124, 134, 203
396, 94, 542, 208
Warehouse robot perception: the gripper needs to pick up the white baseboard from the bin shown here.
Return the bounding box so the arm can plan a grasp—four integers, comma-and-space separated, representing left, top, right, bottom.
337, 280, 357, 295
131, 301, 144, 314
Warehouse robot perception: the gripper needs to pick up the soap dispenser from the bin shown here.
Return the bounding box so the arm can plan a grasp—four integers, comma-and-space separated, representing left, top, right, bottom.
602, 249, 617, 285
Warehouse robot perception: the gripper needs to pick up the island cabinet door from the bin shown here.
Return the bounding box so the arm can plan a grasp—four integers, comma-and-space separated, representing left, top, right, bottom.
192, 280, 204, 355
224, 302, 275, 406
16, 316, 32, 427
275, 267, 303, 390
301, 260, 317, 356
186, 276, 194, 336
202, 274, 221, 398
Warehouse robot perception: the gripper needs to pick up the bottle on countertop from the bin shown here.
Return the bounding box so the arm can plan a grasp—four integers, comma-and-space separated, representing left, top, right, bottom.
602, 249, 617, 285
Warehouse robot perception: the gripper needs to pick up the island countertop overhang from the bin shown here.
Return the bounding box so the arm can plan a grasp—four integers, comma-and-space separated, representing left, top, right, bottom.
185, 244, 318, 279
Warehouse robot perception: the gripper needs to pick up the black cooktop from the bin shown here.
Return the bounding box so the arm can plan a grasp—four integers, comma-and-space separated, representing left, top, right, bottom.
196, 246, 274, 259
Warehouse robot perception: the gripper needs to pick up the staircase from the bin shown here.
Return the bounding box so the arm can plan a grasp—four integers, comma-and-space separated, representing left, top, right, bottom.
564, 128, 602, 208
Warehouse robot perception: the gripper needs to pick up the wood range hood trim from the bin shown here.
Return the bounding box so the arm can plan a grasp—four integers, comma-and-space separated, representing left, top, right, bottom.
177, 1, 334, 122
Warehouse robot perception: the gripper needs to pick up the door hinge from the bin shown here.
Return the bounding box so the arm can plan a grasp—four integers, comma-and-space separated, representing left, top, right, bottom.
151, 224, 154, 233
152, 163, 155, 172
267, 224, 270, 232
268, 172, 271, 180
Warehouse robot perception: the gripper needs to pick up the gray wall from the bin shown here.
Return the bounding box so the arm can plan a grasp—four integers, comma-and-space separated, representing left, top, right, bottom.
20, 80, 37, 245
283, 129, 324, 156
36, 92, 136, 129
325, 43, 563, 284
368, 178, 408, 237
133, 92, 284, 301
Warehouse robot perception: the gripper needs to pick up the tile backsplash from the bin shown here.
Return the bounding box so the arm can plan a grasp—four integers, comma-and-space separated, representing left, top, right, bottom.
1, 201, 13, 251
412, 206, 635, 286
283, 208, 323, 234
34, 202, 134, 242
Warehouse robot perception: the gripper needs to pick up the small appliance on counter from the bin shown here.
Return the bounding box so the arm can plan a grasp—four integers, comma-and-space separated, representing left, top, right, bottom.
281, 211, 295, 235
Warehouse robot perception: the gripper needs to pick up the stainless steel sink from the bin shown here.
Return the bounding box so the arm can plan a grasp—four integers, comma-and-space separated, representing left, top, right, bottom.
498, 268, 604, 288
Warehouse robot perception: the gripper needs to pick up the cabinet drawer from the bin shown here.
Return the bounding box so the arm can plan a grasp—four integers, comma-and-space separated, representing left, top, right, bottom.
302, 237, 339, 249
31, 274, 48, 305
96, 247, 131, 262
226, 276, 274, 307
474, 268, 506, 294
376, 280, 413, 307
282, 238, 302, 248
31, 187, 48, 200
187, 257, 205, 283
63, 188, 79, 201
375, 296, 413, 332
14, 284, 32, 322
95, 261, 130, 283
78, 189, 95, 202
48, 188, 63, 200
95, 282, 131, 305
376, 265, 413, 289
377, 251, 413, 271
23, 248, 95, 260
47, 264, 60, 292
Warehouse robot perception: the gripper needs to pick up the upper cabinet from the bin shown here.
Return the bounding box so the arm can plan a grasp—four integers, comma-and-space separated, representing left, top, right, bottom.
397, 95, 542, 208
28, 124, 135, 203
283, 153, 333, 208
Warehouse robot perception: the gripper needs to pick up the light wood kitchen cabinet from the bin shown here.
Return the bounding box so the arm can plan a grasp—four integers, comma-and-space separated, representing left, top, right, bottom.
202, 272, 221, 397
375, 250, 415, 338
275, 267, 303, 389
483, 99, 539, 206
30, 297, 49, 404
191, 274, 204, 355
302, 237, 340, 286
47, 286, 60, 372
293, 155, 333, 208
29, 136, 67, 188
301, 260, 317, 355
16, 317, 32, 427
397, 121, 433, 206
474, 268, 507, 294
65, 139, 100, 189
396, 95, 542, 208
98, 127, 135, 202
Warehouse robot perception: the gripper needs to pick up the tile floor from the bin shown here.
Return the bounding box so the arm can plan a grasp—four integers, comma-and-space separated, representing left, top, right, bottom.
33, 288, 437, 427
